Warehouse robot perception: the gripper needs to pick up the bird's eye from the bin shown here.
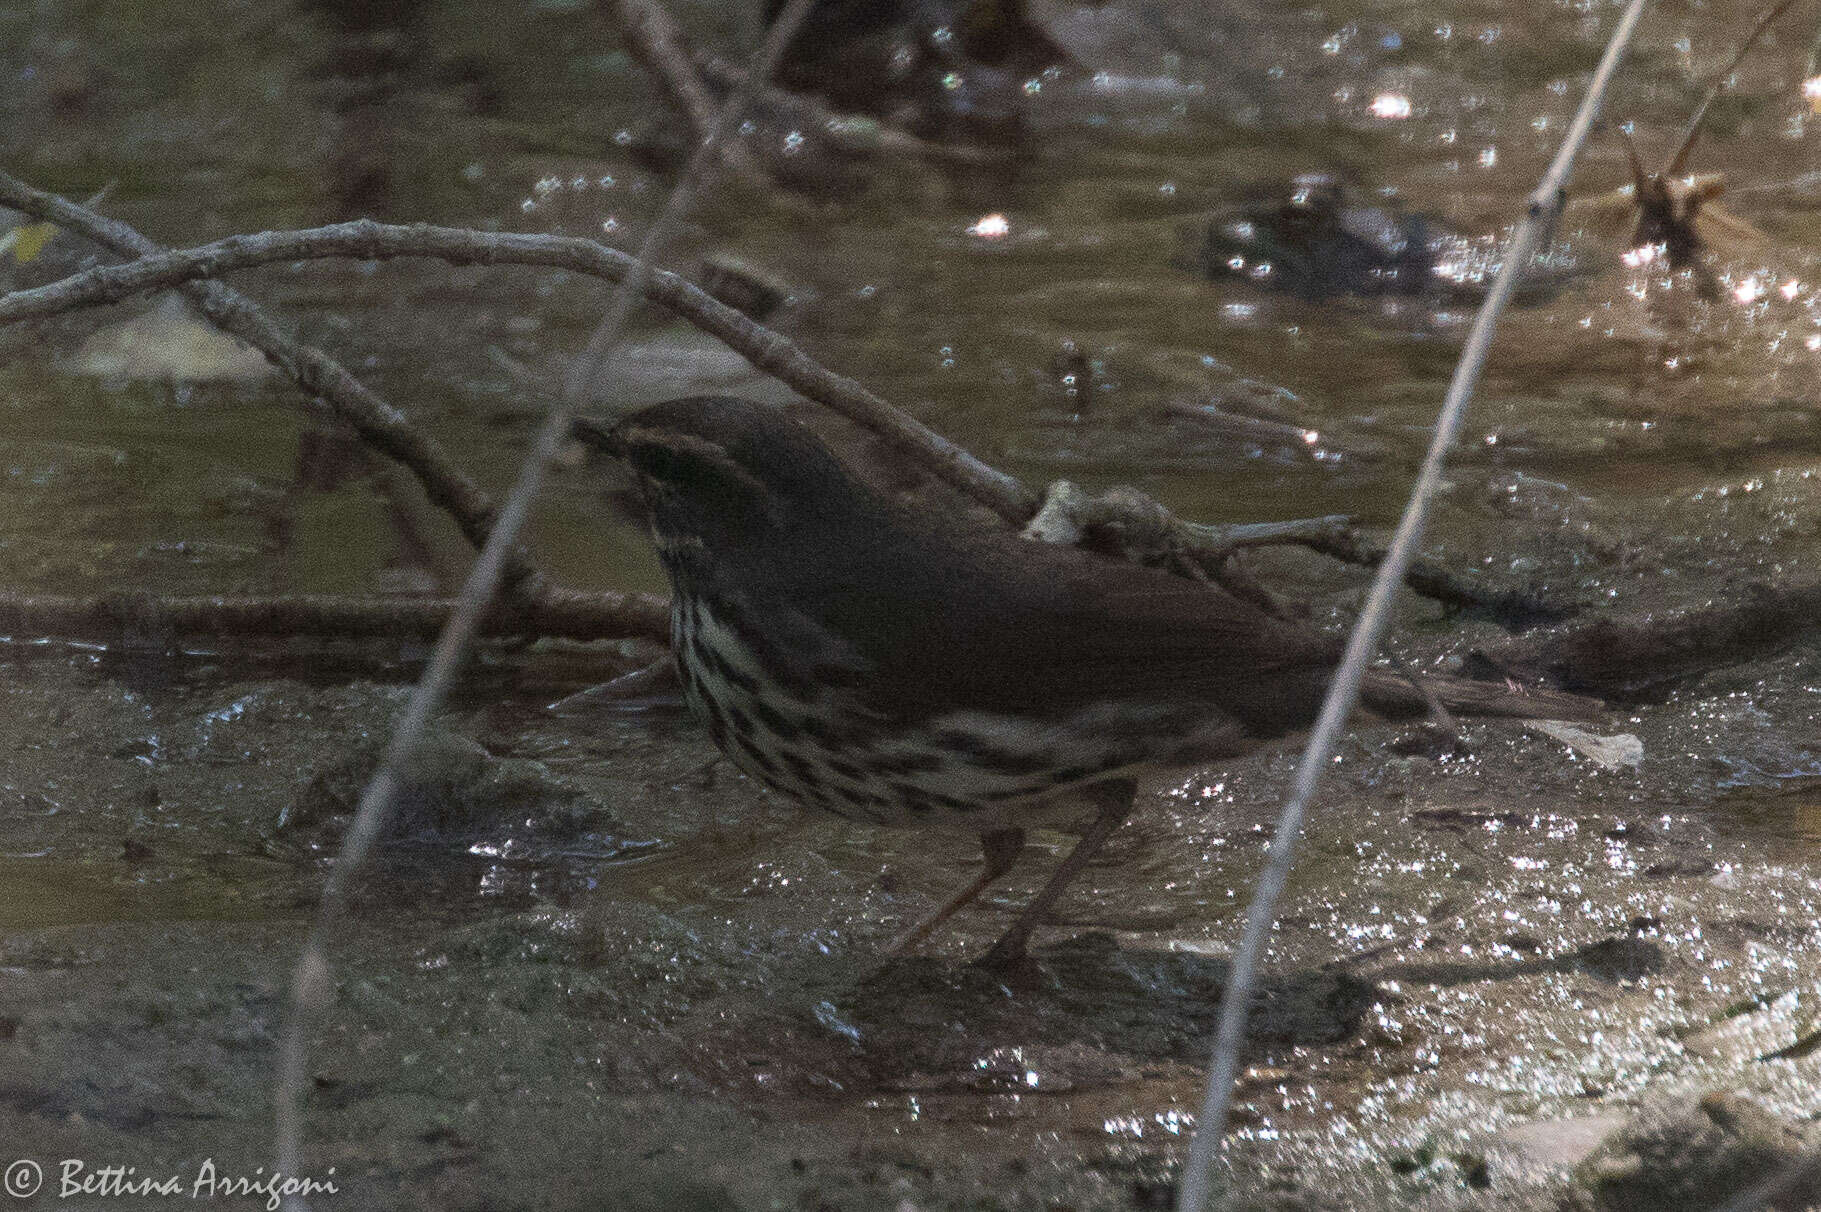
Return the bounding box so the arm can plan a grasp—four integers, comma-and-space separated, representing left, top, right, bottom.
627, 435, 768, 516
633, 443, 683, 483
630, 438, 719, 487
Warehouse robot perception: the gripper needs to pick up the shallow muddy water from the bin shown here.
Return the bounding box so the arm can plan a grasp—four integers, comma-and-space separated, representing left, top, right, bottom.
7, 0, 1821, 1208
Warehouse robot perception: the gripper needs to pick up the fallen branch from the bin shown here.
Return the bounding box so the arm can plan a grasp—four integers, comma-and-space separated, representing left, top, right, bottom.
1490, 574, 1821, 699
0, 587, 669, 644
0, 172, 536, 589
1022, 480, 1576, 627
0, 216, 1572, 627
1021, 479, 1351, 557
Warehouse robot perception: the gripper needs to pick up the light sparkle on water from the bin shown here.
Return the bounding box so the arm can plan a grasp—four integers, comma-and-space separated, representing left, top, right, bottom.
967, 213, 1010, 238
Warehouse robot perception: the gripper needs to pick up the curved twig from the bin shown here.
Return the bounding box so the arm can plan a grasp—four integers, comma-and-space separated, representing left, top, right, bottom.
0, 172, 535, 590
0, 216, 1039, 526
1489, 573, 1821, 700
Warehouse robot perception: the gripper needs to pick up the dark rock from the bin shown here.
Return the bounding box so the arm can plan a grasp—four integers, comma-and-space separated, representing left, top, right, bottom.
763, 0, 1069, 143
1572, 937, 1663, 982
1191, 171, 1579, 303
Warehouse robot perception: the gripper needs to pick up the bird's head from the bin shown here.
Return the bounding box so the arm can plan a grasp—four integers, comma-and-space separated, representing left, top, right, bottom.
600, 396, 858, 564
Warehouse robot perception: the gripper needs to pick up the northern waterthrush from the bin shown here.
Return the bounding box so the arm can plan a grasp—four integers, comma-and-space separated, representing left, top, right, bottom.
600, 396, 1595, 965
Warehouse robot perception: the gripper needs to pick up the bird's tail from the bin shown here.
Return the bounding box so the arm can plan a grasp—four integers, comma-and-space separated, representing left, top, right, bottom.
1359, 670, 1601, 722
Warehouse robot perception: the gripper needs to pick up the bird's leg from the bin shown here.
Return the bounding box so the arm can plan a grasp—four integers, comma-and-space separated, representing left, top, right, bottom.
1387, 654, 1458, 734
1383, 655, 1466, 760
979, 778, 1137, 968
887, 827, 1026, 956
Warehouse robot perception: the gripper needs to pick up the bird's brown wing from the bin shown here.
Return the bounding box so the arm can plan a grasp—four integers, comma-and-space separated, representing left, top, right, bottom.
809, 514, 1598, 731
1359, 670, 1601, 721
814, 521, 1342, 733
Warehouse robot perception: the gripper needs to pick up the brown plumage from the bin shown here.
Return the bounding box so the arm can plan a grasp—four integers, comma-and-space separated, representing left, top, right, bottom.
602, 396, 1598, 963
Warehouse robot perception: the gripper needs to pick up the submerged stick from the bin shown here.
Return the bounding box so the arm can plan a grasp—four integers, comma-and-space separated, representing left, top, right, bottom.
1491, 573, 1821, 699
1174, 3, 1650, 1209
0, 588, 669, 644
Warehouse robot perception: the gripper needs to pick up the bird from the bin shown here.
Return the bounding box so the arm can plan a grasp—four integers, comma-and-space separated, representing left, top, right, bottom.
594, 395, 1598, 966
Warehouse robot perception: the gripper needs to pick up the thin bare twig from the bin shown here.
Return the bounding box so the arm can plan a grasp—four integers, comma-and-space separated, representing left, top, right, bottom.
1664, 0, 1802, 176
604, 0, 723, 148
0, 219, 1039, 526
0, 172, 532, 588
268, 0, 825, 1196
1173, 3, 1650, 1209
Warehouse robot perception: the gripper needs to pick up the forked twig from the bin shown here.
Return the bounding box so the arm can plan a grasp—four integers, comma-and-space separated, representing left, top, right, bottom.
605, 0, 721, 146
0, 222, 1571, 625
1584, 0, 1798, 267
603, 0, 767, 183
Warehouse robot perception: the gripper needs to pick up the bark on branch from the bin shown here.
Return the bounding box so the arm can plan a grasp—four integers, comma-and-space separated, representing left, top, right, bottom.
0, 210, 1038, 526
0, 588, 669, 644
1490, 575, 1821, 699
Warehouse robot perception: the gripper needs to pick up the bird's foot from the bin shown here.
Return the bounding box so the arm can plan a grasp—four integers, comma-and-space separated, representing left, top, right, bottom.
975, 923, 1038, 970
973, 950, 1040, 979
